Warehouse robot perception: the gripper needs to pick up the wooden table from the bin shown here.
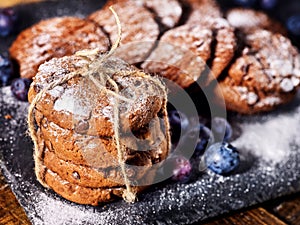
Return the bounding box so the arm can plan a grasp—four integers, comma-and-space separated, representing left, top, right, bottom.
1, 171, 300, 225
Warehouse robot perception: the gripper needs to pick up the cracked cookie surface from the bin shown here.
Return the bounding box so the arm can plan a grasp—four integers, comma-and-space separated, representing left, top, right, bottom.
9, 17, 110, 79
89, 1, 159, 64
28, 55, 168, 137
217, 29, 300, 114
142, 17, 236, 87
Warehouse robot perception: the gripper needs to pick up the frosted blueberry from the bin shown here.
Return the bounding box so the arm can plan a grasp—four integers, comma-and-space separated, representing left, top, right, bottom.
171, 155, 192, 183
204, 142, 239, 175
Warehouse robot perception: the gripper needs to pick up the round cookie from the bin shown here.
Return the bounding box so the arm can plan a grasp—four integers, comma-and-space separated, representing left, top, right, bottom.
39, 139, 154, 188
28, 55, 168, 138
41, 167, 145, 206
88, 1, 159, 64
142, 18, 236, 88
37, 136, 121, 188
217, 29, 300, 114
226, 8, 287, 35
38, 115, 168, 169
184, 0, 235, 84
9, 17, 109, 79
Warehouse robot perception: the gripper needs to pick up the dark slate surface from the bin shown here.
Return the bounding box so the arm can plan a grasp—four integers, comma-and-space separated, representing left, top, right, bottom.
1, 85, 300, 225
1, 0, 300, 224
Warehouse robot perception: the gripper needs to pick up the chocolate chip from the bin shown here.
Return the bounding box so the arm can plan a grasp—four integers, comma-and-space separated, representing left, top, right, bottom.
72, 171, 80, 180
75, 120, 89, 134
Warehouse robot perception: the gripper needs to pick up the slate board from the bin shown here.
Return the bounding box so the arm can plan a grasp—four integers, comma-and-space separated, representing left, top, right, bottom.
2, 87, 300, 225
1, 0, 300, 224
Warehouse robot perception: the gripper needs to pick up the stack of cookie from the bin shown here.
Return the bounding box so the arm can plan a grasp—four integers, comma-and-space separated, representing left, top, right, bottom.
28, 54, 170, 205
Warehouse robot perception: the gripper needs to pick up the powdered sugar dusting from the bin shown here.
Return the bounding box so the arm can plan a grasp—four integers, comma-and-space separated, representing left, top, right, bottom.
233, 108, 300, 164
53, 88, 91, 117
31, 193, 100, 225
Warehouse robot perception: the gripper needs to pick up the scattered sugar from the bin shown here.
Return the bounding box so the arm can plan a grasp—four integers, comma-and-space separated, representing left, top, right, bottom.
2, 84, 300, 224
233, 108, 300, 164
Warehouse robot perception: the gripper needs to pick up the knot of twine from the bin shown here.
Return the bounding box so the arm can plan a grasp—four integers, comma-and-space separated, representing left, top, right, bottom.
28, 7, 167, 204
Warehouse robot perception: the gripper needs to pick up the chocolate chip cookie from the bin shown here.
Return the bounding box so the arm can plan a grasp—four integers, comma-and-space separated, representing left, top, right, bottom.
41, 167, 145, 205
9, 17, 109, 79
217, 29, 300, 114
89, 1, 159, 64
38, 135, 154, 188
142, 18, 236, 87
28, 55, 168, 137
38, 115, 168, 169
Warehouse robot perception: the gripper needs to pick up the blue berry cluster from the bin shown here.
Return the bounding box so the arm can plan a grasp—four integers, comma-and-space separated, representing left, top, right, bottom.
167, 109, 240, 182
0, 8, 33, 101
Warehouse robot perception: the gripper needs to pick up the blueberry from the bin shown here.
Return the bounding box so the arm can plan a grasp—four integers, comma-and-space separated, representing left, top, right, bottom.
204, 142, 240, 175
259, 0, 278, 10
286, 14, 300, 36
211, 117, 232, 142
168, 110, 189, 143
170, 155, 192, 183
0, 54, 13, 86
194, 125, 214, 156
233, 0, 257, 7
11, 78, 32, 101
0, 8, 17, 37
180, 124, 213, 157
